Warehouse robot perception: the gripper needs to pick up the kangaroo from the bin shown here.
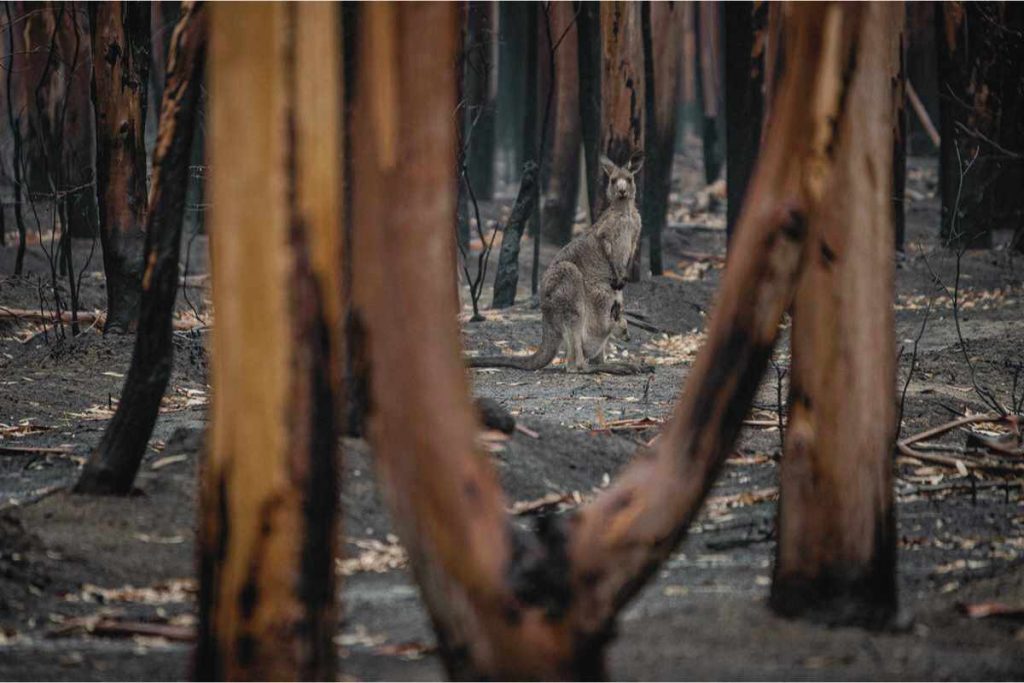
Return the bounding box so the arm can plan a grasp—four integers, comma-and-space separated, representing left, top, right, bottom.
469, 155, 648, 374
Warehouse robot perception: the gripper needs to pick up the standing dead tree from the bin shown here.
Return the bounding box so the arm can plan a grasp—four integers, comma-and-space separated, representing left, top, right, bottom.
695, 0, 724, 185
724, 0, 767, 244
196, 2, 344, 679
353, 3, 896, 678
541, 1, 580, 247
642, 0, 683, 276
74, 1, 204, 495
936, 2, 1022, 248
599, 1, 644, 280
771, 2, 900, 626
576, 0, 602, 224
89, 2, 151, 333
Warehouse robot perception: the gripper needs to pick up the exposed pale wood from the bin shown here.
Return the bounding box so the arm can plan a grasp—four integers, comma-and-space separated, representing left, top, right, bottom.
196, 4, 343, 679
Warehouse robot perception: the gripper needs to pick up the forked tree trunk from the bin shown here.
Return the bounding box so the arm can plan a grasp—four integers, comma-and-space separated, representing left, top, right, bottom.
74, 2, 203, 496
642, 0, 683, 275
541, 0, 580, 246
576, 0, 602, 223
724, 0, 767, 244
770, 2, 899, 627
196, 3, 344, 679
599, 1, 644, 280
90, 2, 151, 333
936, 1, 1008, 249
695, 0, 724, 184
350, 3, 886, 678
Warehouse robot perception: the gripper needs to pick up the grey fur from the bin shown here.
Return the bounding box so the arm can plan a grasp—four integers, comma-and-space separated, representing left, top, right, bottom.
470, 156, 649, 374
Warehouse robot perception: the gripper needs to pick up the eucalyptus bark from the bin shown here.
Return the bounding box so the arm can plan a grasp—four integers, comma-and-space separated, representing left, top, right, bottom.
771, 2, 899, 627
90, 2, 151, 333
599, 1, 644, 280
197, 3, 344, 680
75, 2, 203, 496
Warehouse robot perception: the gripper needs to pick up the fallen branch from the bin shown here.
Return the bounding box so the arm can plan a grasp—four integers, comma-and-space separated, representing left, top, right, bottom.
906, 79, 939, 148
0, 444, 75, 456
897, 414, 1003, 449
897, 442, 1024, 475
958, 602, 1024, 619
0, 307, 204, 331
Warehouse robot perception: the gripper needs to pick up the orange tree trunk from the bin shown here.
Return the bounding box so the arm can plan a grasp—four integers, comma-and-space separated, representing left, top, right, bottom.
770, 2, 899, 627
347, 3, 897, 678
74, 1, 204, 497
90, 1, 151, 333
541, 0, 580, 246
642, 0, 683, 275
196, 3, 344, 679
599, 1, 644, 279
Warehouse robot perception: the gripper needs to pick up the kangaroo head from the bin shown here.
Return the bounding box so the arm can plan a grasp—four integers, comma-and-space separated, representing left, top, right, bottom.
600, 153, 643, 203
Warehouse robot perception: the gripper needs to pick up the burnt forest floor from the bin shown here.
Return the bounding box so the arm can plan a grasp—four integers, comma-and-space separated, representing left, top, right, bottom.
0, 148, 1022, 680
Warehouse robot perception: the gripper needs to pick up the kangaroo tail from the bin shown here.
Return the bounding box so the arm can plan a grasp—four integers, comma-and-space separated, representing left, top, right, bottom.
468, 318, 561, 370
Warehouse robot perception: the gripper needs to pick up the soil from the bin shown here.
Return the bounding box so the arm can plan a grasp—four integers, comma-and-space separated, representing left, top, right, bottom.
0, 149, 1022, 680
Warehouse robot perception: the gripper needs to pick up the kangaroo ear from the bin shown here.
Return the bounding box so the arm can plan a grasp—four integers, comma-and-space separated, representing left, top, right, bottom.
627, 152, 644, 175
600, 155, 616, 177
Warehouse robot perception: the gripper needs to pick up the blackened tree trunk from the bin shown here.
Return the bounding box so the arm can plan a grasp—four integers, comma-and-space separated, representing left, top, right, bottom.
771, 2, 899, 627
197, 3, 344, 679
5, 2, 28, 274
90, 2, 151, 333
497, 1, 526, 186
541, 0, 580, 246
996, 3, 1024, 251
892, 4, 908, 251
490, 162, 538, 308
576, 0, 602, 223
724, 0, 766, 244
935, 1, 1012, 249
642, 0, 682, 275
600, 1, 644, 279
75, 2, 204, 495
464, 1, 497, 202
695, 0, 724, 184
906, 2, 939, 154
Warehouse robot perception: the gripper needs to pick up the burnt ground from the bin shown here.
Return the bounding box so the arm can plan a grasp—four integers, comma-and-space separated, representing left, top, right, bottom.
0, 149, 1022, 680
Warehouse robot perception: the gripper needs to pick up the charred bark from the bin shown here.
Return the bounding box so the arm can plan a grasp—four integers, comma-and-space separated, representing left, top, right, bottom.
464, 1, 497, 202
490, 162, 538, 309
90, 1, 151, 333
576, 1, 602, 223
695, 0, 724, 184
936, 2, 1016, 249
74, 2, 204, 496
541, 1, 580, 246
643, 1, 683, 275
724, 0, 767, 244
196, 3, 344, 680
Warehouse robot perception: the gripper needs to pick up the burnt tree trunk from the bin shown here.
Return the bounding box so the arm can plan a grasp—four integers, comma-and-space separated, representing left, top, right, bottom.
464, 1, 497, 202
892, 4, 908, 251
936, 1, 1012, 249
576, 1, 602, 224
906, 2, 939, 154
496, 1, 526, 186
5, 2, 28, 273
19, 2, 98, 238
74, 2, 203, 495
90, 2, 151, 333
724, 0, 767, 244
996, 3, 1024, 251
196, 3, 344, 679
695, 0, 724, 184
346, 4, 884, 678
600, 1, 644, 280
490, 162, 538, 308
771, 2, 899, 627
541, 0, 580, 246
642, 1, 682, 275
